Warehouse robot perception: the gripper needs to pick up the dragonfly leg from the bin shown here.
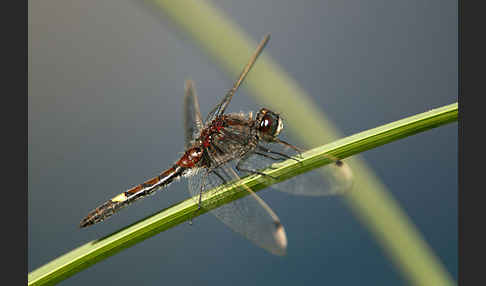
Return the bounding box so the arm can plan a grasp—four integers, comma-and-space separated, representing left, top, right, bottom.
189, 169, 228, 225
189, 191, 203, 226
256, 145, 301, 163
273, 139, 304, 158
254, 151, 285, 161
272, 141, 343, 167
252, 151, 287, 170
210, 169, 227, 183
236, 153, 278, 179
188, 190, 203, 226
189, 171, 209, 225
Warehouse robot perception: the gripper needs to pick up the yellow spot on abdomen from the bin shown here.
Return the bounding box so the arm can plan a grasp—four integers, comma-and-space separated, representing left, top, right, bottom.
111, 193, 127, 202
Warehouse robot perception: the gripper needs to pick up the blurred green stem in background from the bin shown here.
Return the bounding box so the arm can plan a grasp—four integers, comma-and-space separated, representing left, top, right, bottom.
152, 0, 457, 285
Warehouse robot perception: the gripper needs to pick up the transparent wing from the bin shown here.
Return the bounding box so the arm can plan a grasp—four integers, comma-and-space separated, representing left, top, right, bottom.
238, 144, 354, 196
188, 159, 287, 256
184, 80, 203, 149
205, 34, 270, 122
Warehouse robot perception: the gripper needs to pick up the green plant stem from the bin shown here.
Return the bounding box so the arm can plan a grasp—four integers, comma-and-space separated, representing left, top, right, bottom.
28, 103, 457, 286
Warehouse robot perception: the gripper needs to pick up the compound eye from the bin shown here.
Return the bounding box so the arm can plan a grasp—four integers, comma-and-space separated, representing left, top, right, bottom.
259, 114, 273, 133
257, 109, 283, 140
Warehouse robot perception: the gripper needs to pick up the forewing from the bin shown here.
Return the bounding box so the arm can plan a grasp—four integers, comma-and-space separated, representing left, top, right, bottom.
187, 154, 287, 256
205, 34, 270, 122
184, 80, 203, 149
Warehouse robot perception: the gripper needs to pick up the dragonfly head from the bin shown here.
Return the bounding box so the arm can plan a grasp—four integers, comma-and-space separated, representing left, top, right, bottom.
256, 108, 284, 142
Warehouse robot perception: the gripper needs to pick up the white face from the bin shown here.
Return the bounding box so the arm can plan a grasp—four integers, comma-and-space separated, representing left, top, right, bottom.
275, 117, 284, 137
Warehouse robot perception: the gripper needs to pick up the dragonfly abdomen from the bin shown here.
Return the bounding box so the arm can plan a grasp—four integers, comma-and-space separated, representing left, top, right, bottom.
80, 165, 185, 228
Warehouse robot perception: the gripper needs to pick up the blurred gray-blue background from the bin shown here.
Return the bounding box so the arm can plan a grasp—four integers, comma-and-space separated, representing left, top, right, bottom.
28, 0, 457, 285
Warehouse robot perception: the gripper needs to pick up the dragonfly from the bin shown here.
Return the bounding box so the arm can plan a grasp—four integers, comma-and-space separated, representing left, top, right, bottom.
80, 34, 353, 255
